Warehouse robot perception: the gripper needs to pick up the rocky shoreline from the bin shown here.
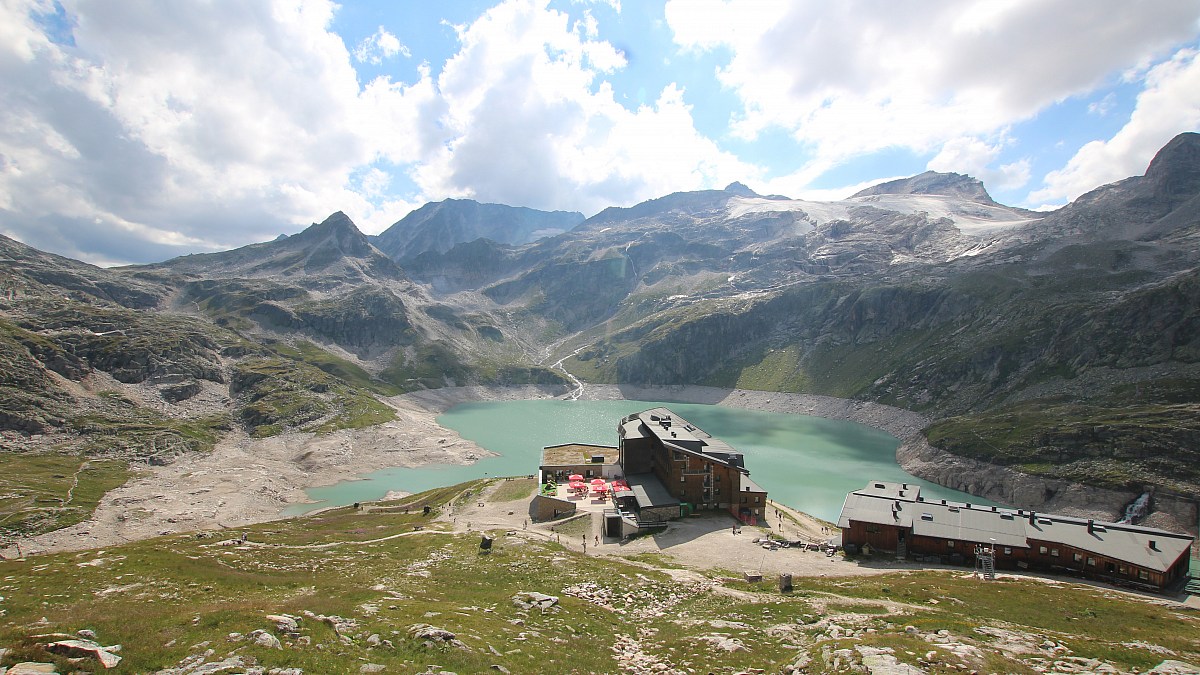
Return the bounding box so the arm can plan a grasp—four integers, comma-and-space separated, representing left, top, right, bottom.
7, 383, 1191, 557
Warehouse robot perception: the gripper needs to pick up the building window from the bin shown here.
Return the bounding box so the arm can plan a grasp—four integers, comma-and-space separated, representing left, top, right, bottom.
1119, 566, 1127, 575
1051, 549, 1059, 557
754, 496, 760, 503
1039, 546, 1048, 555
1139, 570, 1149, 580
1087, 557, 1096, 567
715, 488, 720, 495
1003, 547, 1012, 555
947, 541, 955, 549
715, 474, 720, 482
680, 475, 685, 483
1073, 553, 1083, 563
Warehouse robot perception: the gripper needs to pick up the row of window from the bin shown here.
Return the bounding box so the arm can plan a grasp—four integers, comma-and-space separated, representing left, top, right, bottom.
1038, 545, 1150, 579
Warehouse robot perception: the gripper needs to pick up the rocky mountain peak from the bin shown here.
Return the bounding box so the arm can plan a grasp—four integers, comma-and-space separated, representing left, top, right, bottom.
723, 182, 759, 197
1143, 132, 1200, 202
851, 170, 996, 205
292, 211, 374, 258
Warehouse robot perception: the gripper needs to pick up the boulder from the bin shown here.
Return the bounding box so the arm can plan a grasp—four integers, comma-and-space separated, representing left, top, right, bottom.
511, 591, 559, 611
1149, 661, 1200, 675
264, 614, 300, 634
7, 664, 60, 675
249, 629, 282, 650
46, 638, 122, 668
407, 624, 470, 651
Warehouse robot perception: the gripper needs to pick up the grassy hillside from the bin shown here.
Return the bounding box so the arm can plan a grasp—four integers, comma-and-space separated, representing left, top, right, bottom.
0, 480, 1196, 674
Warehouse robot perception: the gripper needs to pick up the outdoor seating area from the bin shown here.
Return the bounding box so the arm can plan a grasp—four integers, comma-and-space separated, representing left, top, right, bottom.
539, 473, 631, 510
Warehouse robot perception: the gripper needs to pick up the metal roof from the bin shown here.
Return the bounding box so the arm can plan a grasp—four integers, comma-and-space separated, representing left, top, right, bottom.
1026, 515, 1193, 573
911, 503, 1028, 549
621, 472, 679, 509
837, 491, 913, 529
740, 474, 766, 494
634, 407, 748, 471
839, 482, 1195, 573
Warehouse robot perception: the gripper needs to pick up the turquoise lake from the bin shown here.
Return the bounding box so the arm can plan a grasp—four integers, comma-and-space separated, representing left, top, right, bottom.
290, 399, 996, 522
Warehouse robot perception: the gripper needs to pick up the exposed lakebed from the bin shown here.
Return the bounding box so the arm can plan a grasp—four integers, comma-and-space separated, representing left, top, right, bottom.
291, 398, 995, 521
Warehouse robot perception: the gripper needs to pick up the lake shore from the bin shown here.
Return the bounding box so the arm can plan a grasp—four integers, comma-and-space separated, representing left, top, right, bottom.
4, 384, 927, 557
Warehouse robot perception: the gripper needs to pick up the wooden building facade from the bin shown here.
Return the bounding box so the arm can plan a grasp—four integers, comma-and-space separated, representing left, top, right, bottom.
619, 408, 767, 523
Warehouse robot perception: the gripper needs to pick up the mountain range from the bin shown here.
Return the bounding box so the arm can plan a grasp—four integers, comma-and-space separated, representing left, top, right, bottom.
2, 132, 1198, 540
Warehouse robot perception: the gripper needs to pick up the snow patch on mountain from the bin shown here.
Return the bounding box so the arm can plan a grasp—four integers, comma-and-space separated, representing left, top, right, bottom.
728, 193, 1040, 239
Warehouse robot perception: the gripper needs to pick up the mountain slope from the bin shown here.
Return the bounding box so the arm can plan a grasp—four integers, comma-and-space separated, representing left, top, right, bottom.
373, 198, 583, 261
3, 134, 1200, 536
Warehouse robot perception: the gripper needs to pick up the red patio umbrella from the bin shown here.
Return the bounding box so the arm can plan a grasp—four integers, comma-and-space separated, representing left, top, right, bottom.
568, 481, 587, 490
568, 474, 584, 481
590, 478, 607, 485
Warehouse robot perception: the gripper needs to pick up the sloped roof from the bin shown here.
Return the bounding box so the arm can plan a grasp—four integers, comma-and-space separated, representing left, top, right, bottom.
912, 503, 1028, 549
633, 407, 748, 472
837, 491, 913, 529
1026, 515, 1192, 573
839, 481, 1194, 573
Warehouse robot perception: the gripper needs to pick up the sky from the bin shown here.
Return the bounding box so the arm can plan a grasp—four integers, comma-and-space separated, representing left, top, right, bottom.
2, 0, 1199, 265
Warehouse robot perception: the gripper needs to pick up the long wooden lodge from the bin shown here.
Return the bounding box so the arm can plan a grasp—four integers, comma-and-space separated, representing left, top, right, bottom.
838, 481, 1193, 591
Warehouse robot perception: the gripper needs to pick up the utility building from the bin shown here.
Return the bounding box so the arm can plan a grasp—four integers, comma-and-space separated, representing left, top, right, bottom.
838, 481, 1193, 592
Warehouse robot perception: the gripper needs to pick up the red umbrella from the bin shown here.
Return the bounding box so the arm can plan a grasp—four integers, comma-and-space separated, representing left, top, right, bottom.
568, 474, 584, 481
590, 478, 607, 485
568, 481, 586, 490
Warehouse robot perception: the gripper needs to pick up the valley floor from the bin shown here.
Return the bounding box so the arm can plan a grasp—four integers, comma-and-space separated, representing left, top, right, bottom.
4, 384, 928, 558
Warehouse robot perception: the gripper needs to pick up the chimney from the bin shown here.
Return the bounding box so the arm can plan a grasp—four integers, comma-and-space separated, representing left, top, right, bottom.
991, 506, 998, 512
1028, 511, 1036, 524
965, 503, 971, 509
1087, 519, 1094, 533
1149, 540, 1158, 550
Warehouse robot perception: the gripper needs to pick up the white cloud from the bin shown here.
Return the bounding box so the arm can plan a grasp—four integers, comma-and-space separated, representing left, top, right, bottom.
1088, 92, 1117, 116
0, 0, 435, 262
354, 26, 410, 64
1030, 46, 1200, 205
410, 0, 756, 215
927, 136, 1030, 192
0, 0, 757, 263
572, 0, 621, 13
665, 0, 1200, 179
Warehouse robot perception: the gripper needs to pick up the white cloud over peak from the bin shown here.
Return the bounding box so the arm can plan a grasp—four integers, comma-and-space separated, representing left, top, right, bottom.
410, 0, 754, 215
927, 136, 1030, 192
665, 0, 1200, 175
1030, 47, 1200, 205
0, 0, 754, 262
